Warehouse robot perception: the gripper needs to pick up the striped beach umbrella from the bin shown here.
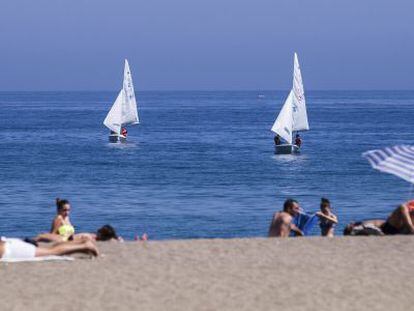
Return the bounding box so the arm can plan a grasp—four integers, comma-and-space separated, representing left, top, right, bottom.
363, 145, 414, 184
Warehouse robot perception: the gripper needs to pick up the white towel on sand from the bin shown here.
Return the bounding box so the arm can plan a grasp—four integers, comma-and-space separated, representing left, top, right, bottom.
0, 256, 74, 263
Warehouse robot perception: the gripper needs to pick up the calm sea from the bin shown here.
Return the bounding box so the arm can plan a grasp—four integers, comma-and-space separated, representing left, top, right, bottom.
0, 91, 413, 239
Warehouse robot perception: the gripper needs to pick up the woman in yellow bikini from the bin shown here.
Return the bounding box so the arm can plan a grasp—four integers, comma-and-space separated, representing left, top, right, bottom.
35, 198, 75, 243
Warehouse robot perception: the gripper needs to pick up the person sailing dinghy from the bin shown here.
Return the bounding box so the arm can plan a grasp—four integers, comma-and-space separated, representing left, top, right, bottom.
103, 59, 139, 143
271, 53, 309, 154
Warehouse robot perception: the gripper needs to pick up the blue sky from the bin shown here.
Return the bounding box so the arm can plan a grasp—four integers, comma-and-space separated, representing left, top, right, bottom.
0, 0, 413, 90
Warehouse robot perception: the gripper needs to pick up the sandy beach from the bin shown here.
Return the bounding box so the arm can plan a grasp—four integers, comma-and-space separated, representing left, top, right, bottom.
0, 237, 413, 310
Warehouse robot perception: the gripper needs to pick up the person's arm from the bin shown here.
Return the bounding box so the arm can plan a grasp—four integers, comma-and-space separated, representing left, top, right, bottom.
50, 216, 63, 234
290, 223, 304, 236
0, 241, 5, 258
400, 204, 414, 234
316, 212, 338, 224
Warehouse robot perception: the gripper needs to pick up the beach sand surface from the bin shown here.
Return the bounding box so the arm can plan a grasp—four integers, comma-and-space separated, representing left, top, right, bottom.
1, 237, 413, 311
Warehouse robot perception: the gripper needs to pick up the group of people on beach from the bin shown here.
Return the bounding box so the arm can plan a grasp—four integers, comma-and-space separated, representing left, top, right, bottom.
0, 198, 137, 261
2, 196, 414, 261
268, 198, 338, 237
268, 197, 414, 237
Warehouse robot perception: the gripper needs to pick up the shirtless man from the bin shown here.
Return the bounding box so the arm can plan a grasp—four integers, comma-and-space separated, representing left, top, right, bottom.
268, 198, 304, 237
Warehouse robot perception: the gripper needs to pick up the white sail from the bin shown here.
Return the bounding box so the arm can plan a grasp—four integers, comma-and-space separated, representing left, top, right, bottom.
271, 90, 294, 144
103, 89, 124, 134
103, 59, 139, 134
292, 53, 309, 131
122, 59, 139, 125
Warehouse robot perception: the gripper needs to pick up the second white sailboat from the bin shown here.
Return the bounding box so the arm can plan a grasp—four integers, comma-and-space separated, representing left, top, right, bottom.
271, 53, 309, 154
103, 59, 139, 143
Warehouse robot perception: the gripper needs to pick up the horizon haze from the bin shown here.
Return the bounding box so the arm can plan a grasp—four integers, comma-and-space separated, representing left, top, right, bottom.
0, 0, 413, 91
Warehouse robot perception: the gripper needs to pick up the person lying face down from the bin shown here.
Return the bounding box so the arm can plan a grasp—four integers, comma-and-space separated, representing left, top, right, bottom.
343, 219, 385, 236
75, 225, 123, 242
268, 199, 303, 237
0, 237, 98, 260
37, 225, 123, 243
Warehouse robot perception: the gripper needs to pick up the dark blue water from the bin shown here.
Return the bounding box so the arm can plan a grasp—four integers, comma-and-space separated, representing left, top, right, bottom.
0, 91, 413, 239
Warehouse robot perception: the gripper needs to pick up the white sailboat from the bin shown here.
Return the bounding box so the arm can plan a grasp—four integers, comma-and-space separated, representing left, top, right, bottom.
103, 59, 139, 143
271, 53, 309, 154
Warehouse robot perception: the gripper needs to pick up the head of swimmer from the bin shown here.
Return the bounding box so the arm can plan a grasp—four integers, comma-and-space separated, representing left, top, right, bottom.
283, 198, 300, 216
56, 198, 71, 217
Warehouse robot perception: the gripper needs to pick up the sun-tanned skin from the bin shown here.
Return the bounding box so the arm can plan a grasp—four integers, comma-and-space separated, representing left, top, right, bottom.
316, 199, 338, 237
384, 202, 414, 234
343, 219, 385, 235
35, 199, 74, 243
268, 199, 303, 237
0, 239, 98, 258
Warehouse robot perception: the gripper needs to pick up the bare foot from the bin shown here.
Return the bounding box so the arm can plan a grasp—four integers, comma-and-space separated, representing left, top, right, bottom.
84, 241, 99, 257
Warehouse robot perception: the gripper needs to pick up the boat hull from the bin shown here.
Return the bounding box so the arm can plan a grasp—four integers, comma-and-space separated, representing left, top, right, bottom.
109, 134, 127, 143
275, 144, 300, 154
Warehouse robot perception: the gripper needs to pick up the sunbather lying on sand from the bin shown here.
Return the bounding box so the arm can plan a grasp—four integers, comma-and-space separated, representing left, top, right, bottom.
268, 199, 303, 237
343, 220, 385, 235
37, 225, 124, 243
0, 237, 98, 260
75, 225, 124, 242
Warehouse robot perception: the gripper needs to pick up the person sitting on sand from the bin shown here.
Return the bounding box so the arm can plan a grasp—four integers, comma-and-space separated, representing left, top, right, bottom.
268, 199, 303, 237
0, 237, 98, 260
36, 198, 75, 243
344, 201, 414, 236
380, 200, 414, 235
316, 198, 338, 237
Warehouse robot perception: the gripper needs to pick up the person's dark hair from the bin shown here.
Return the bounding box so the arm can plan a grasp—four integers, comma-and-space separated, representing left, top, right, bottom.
283, 198, 298, 212
320, 198, 330, 209
96, 225, 118, 241
343, 223, 354, 235
56, 198, 70, 212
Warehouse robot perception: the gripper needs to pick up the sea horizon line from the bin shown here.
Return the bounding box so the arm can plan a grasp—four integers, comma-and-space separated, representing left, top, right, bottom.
0, 89, 413, 93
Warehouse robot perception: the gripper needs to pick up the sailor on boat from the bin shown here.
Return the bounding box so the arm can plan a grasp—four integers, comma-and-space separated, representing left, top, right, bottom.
121, 128, 128, 138
103, 59, 139, 143
274, 135, 281, 146
271, 53, 309, 154
295, 134, 302, 148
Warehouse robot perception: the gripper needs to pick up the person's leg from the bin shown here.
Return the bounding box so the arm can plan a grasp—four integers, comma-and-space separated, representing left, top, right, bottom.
35, 240, 98, 257
387, 205, 414, 234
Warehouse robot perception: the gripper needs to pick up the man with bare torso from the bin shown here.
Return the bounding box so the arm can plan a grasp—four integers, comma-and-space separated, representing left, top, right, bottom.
268, 199, 304, 237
